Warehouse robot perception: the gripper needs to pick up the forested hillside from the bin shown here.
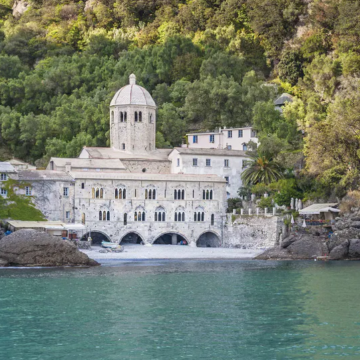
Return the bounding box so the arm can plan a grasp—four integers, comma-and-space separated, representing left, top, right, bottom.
1, 0, 360, 200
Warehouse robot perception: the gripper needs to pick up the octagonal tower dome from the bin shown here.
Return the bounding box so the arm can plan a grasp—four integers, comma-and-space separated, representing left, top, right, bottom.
110, 74, 156, 107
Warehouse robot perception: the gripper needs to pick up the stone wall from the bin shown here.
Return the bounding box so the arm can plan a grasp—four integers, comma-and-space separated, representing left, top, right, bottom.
223, 215, 280, 249
121, 159, 171, 173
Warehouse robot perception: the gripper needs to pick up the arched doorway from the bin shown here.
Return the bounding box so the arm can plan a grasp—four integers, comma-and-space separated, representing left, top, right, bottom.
153, 233, 188, 245
120, 232, 144, 245
81, 231, 111, 246
197, 232, 221, 248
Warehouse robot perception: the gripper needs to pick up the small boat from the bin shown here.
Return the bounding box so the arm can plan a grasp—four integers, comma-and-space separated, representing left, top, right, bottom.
101, 241, 118, 249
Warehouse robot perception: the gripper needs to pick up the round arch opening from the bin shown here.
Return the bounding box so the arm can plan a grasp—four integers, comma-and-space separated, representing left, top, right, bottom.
197, 232, 221, 248
81, 231, 111, 246
153, 233, 188, 245
120, 232, 144, 245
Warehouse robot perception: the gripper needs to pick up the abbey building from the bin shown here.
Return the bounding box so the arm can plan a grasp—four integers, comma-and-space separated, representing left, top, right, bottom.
2, 74, 247, 247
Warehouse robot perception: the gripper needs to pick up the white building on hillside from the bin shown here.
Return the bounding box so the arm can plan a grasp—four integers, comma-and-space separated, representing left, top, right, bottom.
184, 127, 259, 151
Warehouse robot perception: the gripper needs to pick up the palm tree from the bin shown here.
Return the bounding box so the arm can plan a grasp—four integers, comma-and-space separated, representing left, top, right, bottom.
241, 155, 283, 185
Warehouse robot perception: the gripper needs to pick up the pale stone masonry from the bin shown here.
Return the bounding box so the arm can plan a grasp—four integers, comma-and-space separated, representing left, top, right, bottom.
1, 74, 229, 247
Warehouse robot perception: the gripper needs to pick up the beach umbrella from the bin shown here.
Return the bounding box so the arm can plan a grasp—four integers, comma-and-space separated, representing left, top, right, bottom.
291, 215, 295, 224
302, 219, 307, 228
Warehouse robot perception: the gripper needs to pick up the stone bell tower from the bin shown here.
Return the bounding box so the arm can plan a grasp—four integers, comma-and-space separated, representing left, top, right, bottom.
109, 74, 157, 153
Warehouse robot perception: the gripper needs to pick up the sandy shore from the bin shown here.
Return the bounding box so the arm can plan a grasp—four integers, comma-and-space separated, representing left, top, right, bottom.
81, 244, 264, 261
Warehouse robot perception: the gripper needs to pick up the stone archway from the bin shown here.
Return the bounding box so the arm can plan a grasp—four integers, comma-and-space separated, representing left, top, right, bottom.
196, 231, 221, 248
153, 232, 188, 245
120, 232, 145, 245
81, 231, 111, 246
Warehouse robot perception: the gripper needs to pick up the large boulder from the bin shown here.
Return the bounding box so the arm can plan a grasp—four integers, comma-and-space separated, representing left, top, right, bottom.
348, 239, 360, 259
329, 241, 349, 260
0, 229, 99, 267
280, 233, 298, 248
255, 247, 292, 260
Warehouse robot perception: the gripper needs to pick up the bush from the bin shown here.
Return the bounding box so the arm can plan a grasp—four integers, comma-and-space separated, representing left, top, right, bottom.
258, 196, 273, 209
227, 198, 242, 213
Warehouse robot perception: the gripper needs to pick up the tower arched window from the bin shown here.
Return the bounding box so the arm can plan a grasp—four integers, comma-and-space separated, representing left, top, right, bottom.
115, 189, 118, 199
103, 211, 106, 221
210, 190, 213, 200
122, 143, 125, 150
107, 211, 110, 221
111, 111, 114, 124
135, 112, 138, 122
115, 187, 126, 199
139, 111, 142, 122
124, 213, 127, 225
120, 112, 123, 122
194, 207, 205, 222
124, 112, 127, 121
174, 189, 185, 200
145, 187, 156, 200
211, 214, 215, 225
99, 211, 102, 221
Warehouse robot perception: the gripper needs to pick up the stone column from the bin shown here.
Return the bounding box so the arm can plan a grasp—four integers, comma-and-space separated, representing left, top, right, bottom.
172, 234, 177, 245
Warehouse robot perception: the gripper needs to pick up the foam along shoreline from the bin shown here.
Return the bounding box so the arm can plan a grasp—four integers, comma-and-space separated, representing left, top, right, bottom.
81, 244, 265, 260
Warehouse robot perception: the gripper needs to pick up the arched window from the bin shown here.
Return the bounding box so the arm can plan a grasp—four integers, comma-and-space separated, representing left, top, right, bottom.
194, 213, 197, 221
193, 190, 195, 198
135, 112, 138, 122
92, 188, 95, 198
175, 213, 178, 221
145, 189, 148, 199
211, 214, 214, 225
206, 190, 209, 200
155, 207, 165, 222
182, 212, 185, 221
174, 189, 184, 200
100, 188, 104, 199
149, 113, 153, 123
203, 190, 206, 200
115, 189, 118, 199
194, 208, 205, 222
111, 111, 114, 124
153, 189, 156, 199
139, 111, 142, 122
198, 212, 201, 221
135, 207, 145, 221
124, 112, 127, 121
95, 188, 100, 199
103, 211, 106, 221
123, 189, 126, 199
149, 189, 152, 200
177, 189, 181, 199
120, 112, 123, 122
82, 213, 85, 224
122, 143, 125, 150
201, 213, 204, 221
182, 190, 185, 199
99, 211, 102, 221
174, 189, 177, 200
107, 211, 110, 221
124, 213, 127, 225
210, 190, 213, 200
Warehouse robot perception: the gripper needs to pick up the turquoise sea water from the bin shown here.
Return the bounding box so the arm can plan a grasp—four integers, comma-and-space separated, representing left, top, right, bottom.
1, 260, 360, 360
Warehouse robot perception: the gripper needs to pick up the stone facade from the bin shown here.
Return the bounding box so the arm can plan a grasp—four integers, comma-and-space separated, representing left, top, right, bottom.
224, 215, 280, 249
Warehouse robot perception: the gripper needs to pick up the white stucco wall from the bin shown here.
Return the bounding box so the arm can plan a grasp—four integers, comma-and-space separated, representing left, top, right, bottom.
169, 152, 247, 198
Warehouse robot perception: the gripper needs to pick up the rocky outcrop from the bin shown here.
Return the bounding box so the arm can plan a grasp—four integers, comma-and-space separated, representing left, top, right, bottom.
256, 233, 328, 260
329, 240, 349, 260
12, 0, 29, 18
0, 229, 99, 267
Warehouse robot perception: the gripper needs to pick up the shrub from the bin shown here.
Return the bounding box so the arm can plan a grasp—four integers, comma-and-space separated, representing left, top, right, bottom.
340, 191, 360, 214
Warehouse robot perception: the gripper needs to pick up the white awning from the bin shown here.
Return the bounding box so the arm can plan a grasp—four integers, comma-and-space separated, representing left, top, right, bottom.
299, 203, 340, 215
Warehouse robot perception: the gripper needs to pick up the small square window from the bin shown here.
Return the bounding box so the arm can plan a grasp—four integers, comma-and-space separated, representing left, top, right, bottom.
0, 173, 7, 181
209, 135, 215, 143
206, 159, 211, 167
193, 135, 198, 143
238, 130, 243, 138
0, 188, 7, 196
224, 159, 229, 167
63, 187, 69, 197
66, 211, 70, 219
193, 158, 198, 166
228, 130, 232, 138
25, 186, 32, 196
